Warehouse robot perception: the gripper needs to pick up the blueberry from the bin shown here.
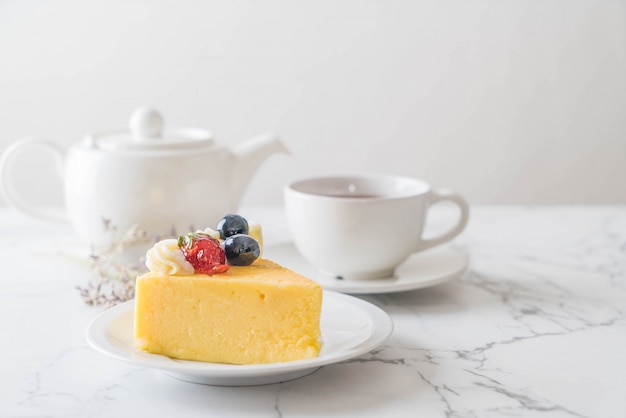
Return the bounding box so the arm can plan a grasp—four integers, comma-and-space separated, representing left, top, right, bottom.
217, 214, 249, 238
224, 234, 260, 266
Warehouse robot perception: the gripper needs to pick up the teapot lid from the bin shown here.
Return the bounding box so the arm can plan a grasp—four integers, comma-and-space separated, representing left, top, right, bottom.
83, 107, 214, 151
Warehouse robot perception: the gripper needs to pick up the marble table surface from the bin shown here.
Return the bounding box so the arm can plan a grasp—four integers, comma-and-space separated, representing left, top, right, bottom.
1, 205, 625, 418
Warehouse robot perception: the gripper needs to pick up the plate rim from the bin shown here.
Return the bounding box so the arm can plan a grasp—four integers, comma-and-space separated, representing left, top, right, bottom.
86, 290, 393, 381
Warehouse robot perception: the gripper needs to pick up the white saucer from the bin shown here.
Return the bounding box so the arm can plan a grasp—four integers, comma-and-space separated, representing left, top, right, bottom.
86, 291, 393, 386
264, 243, 469, 294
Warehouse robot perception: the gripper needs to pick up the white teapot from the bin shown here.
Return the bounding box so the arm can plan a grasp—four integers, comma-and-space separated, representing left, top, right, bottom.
0, 108, 287, 248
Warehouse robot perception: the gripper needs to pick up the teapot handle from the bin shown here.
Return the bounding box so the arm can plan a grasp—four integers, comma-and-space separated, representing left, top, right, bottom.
0, 137, 67, 222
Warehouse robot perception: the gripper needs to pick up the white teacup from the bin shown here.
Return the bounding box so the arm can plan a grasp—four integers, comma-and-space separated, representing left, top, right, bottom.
284, 174, 470, 280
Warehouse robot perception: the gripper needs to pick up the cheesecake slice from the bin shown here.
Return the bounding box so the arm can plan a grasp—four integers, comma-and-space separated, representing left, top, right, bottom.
134, 259, 323, 365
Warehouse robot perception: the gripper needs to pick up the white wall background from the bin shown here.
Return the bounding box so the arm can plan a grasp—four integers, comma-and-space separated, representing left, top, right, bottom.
1, 0, 625, 209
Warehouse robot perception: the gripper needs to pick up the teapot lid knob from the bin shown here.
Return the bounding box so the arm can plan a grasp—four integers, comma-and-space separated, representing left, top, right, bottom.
129, 107, 164, 141
84, 107, 213, 151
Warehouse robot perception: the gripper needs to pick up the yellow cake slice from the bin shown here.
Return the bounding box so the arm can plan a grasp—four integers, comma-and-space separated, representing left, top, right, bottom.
134, 258, 323, 365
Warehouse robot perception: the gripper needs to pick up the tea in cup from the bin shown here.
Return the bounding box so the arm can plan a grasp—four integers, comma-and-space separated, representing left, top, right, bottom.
284, 174, 469, 280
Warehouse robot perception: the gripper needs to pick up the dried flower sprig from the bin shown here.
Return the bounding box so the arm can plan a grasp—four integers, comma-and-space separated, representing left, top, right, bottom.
77, 220, 179, 307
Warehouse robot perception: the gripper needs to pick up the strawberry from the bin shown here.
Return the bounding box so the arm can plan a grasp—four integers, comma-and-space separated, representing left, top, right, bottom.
177, 232, 229, 275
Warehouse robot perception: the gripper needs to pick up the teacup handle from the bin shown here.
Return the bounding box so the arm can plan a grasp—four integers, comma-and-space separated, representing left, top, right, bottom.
417, 189, 469, 251
0, 137, 67, 222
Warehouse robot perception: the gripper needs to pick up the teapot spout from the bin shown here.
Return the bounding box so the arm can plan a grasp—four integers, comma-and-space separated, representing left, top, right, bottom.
230, 132, 289, 208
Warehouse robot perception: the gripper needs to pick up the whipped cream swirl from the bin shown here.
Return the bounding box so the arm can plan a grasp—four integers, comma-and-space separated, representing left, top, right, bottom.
145, 238, 194, 276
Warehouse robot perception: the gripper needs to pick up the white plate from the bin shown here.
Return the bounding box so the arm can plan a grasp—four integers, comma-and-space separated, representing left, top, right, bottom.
86, 291, 393, 386
264, 243, 469, 294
